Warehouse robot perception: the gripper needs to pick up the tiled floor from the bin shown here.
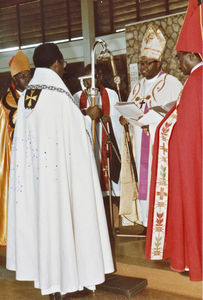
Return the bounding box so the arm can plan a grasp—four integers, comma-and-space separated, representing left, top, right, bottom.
0, 233, 200, 300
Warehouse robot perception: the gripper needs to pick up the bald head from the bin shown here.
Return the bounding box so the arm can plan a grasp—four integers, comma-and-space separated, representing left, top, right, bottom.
176, 51, 202, 75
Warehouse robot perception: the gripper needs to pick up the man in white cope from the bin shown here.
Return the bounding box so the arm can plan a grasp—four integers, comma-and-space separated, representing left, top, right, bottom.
119, 25, 183, 233
6, 43, 114, 300
73, 64, 121, 230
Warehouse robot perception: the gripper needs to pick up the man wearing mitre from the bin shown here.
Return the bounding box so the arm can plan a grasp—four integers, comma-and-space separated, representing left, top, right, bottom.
119, 25, 182, 231
0, 50, 31, 246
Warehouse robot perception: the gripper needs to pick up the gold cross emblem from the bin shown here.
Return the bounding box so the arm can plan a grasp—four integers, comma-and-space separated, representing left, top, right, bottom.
25, 90, 38, 108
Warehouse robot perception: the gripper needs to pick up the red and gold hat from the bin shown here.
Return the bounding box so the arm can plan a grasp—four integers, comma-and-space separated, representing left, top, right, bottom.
9, 50, 30, 77
176, 0, 203, 55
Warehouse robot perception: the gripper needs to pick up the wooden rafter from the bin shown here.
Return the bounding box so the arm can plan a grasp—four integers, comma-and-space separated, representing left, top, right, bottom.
0, 0, 35, 8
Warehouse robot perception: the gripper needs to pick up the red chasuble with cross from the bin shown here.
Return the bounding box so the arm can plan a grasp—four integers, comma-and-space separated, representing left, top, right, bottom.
146, 0, 203, 281
146, 65, 203, 281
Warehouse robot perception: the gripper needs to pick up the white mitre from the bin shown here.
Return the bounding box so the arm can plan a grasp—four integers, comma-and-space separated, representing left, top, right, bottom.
140, 25, 166, 61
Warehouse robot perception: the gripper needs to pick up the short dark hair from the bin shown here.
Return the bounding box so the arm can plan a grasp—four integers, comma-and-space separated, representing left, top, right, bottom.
33, 43, 63, 68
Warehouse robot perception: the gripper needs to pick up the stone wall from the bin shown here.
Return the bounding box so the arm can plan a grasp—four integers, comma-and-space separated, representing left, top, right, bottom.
125, 13, 188, 91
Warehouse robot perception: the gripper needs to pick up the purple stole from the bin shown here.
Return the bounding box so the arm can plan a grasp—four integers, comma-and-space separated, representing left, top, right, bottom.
138, 104, 150, 200
138, 72, 165, 200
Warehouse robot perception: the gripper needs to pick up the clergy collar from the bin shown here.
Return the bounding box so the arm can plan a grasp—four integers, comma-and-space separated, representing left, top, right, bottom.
16, 89, 24, 96
191, 61, 203, 74
145, 71, 162, 84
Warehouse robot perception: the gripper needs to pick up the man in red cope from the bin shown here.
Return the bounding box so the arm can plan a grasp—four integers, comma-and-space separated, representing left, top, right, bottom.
146, 0, 203, 281
74, 64, 121, 198
74, 64, 121, 233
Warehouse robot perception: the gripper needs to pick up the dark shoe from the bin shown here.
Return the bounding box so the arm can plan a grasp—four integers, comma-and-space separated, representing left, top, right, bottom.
49, 293, 62, 300
180, 270, 189, 277
63, 288, 92, 299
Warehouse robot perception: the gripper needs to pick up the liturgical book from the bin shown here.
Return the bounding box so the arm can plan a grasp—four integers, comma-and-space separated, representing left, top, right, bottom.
114, 102, 146, 126
150, 101, 176, 115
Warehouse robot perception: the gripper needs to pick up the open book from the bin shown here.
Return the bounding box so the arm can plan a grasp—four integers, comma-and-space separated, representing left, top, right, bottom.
150, 101, 176, 115
114, 102, 144, 126
115, 101, 165, 127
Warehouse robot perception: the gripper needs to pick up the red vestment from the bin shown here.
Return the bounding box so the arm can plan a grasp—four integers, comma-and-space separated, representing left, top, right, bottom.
146, 65, 203, 281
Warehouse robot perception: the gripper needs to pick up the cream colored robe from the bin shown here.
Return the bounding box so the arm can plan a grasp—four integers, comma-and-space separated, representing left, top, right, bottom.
120, 72, 183, 227
6, 68, 114, 295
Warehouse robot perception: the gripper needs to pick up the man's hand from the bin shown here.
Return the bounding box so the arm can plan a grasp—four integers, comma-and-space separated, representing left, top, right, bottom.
81, 108, 87, 116
86, 105, 102, 121
119, 116, 129, 126
101, 114, 111, 123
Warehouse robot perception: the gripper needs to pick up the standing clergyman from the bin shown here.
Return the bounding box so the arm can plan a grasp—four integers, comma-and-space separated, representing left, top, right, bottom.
0, 51, 31, 247
119, 25, 183, 231
6, 43, 114, 299
146, 0, 202, 281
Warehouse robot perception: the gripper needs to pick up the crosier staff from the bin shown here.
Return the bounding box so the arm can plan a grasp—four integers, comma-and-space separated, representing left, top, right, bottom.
108, 49, 139, 188
78, 40, 123, 234
90, 40, 108, 154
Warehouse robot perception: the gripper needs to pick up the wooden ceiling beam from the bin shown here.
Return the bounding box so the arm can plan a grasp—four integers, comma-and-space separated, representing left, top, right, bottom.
0, 0, 34, 9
